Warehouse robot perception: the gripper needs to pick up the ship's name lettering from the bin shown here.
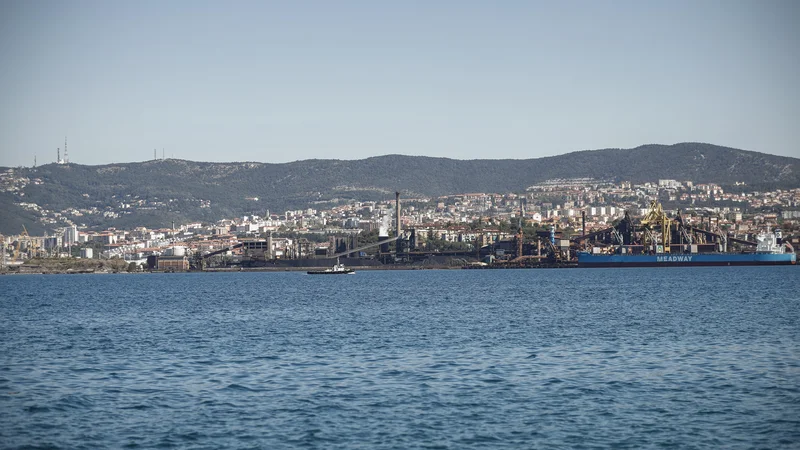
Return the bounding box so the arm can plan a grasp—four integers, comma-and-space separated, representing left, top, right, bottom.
656, 255, 693, 262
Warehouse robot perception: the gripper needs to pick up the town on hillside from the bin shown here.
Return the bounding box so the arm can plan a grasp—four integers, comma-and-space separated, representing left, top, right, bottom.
2, 173, 799, 272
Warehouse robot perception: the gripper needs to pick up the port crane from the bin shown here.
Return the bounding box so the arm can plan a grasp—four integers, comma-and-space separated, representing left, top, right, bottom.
640, 200, 671, 253
576, 202, 763, 255
12, 226, 34, 262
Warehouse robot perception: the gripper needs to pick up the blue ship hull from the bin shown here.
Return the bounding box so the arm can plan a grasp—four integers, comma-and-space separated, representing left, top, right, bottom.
577, 251, 796, 267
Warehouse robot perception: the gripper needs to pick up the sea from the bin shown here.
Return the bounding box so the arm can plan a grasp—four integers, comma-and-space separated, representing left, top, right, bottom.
1, 267, 799, 449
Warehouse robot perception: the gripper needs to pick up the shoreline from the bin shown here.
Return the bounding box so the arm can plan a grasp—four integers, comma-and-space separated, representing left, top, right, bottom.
1, 263, 577, 275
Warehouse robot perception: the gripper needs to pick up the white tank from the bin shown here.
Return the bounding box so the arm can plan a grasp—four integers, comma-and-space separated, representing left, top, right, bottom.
169, 246, 186, 257
80, 248, 93, 259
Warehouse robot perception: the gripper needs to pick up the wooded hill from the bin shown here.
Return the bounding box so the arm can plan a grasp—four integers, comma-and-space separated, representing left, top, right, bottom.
1, 142, 798, 234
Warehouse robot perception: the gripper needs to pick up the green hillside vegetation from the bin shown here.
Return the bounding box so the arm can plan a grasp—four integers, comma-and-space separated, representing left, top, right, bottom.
1, 143, 797, 234
0, 194, 48, 236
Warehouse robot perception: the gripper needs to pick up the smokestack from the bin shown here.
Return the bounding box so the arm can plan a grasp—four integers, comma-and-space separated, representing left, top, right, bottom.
395, 191, 400, 238
582, 210, 586, 239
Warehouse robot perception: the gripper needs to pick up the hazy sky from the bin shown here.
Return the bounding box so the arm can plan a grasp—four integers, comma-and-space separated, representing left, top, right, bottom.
1, 1, 798, 167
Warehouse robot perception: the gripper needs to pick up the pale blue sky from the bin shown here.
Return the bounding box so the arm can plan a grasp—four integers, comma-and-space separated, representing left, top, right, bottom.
1, 0, 798, 166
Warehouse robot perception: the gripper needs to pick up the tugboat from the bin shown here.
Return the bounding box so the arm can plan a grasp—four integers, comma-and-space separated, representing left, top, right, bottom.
307, 258, 355, 275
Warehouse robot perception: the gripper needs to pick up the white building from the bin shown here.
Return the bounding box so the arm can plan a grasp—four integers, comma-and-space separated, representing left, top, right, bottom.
63, 225, 78, 246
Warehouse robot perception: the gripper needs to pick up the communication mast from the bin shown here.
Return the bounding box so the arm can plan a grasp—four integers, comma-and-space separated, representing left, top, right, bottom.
64, 137, 68, 164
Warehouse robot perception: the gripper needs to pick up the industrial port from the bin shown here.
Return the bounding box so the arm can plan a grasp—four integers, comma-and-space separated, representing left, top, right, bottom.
3, 180, 799, 273
190, 197, 795, 272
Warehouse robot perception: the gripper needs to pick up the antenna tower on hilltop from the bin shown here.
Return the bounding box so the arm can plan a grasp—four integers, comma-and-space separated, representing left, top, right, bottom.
64, 137, 68, 164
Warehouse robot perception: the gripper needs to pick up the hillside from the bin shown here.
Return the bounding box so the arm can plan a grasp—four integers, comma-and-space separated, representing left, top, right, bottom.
1, 143, 798, 234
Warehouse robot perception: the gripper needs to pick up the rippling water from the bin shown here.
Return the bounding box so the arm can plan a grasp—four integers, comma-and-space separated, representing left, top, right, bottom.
1, 267, 799, 449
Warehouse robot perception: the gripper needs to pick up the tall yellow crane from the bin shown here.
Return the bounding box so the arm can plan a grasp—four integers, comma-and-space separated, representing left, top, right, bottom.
640, 200, 671, 253
12, 226, 33, 262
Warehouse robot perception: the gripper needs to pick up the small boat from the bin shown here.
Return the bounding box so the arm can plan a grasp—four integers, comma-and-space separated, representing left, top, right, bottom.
307, 259, 355, 275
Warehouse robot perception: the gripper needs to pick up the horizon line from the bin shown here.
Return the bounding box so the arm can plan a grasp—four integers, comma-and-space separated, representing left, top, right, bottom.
5, 142, 794, 168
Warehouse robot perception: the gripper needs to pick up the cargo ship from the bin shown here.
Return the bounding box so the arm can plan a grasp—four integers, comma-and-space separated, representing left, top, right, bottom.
578, 228, 796, 267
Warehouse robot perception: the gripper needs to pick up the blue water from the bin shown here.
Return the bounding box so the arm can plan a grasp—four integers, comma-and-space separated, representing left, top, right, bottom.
1, 267, 799, 449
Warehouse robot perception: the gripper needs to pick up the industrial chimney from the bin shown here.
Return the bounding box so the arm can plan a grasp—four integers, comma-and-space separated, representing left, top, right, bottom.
395, 192, 401, 238
395, 191, 401, 253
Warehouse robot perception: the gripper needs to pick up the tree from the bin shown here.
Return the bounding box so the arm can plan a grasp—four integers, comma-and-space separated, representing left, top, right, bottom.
497, 220, 511, 233
425, 237, 473, 252
468, 218, 482, 230
357, 229, 381, 247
